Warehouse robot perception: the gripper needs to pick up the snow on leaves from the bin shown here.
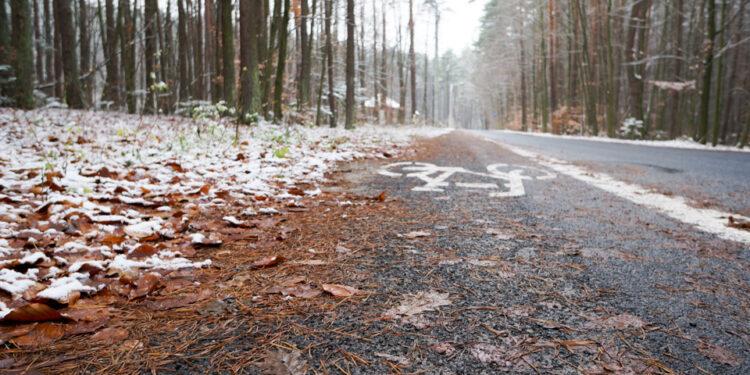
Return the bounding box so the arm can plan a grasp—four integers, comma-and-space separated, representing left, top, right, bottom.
0, 108, 435, 347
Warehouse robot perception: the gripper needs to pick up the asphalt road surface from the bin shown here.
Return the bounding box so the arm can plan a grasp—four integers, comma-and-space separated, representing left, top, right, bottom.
476, 130, 750, 217
160, 131, 749, 374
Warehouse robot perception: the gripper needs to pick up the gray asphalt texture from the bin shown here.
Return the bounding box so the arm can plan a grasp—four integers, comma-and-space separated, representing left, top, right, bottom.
476, 130, 750, 217
163, 131, 749, 374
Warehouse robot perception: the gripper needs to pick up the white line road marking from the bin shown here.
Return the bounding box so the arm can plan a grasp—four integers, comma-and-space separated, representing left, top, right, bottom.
483, 136, 750, 245
379, 161, 556, 197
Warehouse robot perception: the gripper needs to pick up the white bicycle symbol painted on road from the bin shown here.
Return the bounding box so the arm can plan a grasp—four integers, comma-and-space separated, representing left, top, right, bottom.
378, 162, 556, 197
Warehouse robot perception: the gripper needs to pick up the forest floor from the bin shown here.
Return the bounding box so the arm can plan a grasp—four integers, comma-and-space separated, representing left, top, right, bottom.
1, 111, 749, 374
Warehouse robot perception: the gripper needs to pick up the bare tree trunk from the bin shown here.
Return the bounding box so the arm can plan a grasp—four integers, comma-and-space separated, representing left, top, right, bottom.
696, 0, 716, 144
722, 0, 745, 144
53, 0, 84, 108
408, 0, 416, 119
104, 0, 120, 106
34, 0, 44, 87
345, 0, 355, 129
44, 0, 54, 95
519, 6, 528, 131
297, 0, 311, 109
144, 0, 157, 113
11, 0, 34, 108
221, 0, 234, 106
194, 0, 205, 99
668, 0, 684, 138
178, 0, 189, 101
710, 0, 727, 146
380, 5, 387, 112
240, 0, 262, 117
78, 0, 91, 104
0, 0, 9, 68
120, 0, 135, 113
324, 0, 336, 127
272, 0, 289, 121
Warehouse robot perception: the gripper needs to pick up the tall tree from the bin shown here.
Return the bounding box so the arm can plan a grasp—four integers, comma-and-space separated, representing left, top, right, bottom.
668, 0, 684, 138
104, 0, 119, 105
144, 0, 157, 113
34, 0, 44, 87
0, 0, 10, 67
79, 0, 91, 103
240, 0, 262, 117
178, 0, 189, 101
272, 0, 290, 121
221, 0, 234, 106
518, 2, 527, 131
53, 0, 84, 108
120, 0, 136, 113
710, 0, 727, 146
324, 0, 336, 126
11, 0, 34, 108
696, 0, 716, 144
297, 0, 312, 109
44, 0, 53, 94
344, 0, 355, 129
408, 0, 416, 118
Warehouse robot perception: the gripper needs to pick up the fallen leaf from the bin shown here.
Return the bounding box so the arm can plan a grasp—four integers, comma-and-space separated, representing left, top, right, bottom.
321, 284, 358, 298
698, 342, 742, 366
129, 273, 161, 299
129, 244, 158, 258
267, 284, 322, 299
728, 216, 750, 230
12, 322, 66, 347
91, 327, 129, 345
372, 191, 386, 201
1, 303, 65, 323
252, 255, 285, 268
259, 350, 307, 375
384, 291, 451, 317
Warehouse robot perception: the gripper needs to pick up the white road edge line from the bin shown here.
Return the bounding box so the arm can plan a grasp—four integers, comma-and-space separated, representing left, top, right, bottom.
481, 135, 750, 245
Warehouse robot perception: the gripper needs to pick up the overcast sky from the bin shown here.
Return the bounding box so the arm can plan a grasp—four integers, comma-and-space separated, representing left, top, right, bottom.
435, 0, 488, 54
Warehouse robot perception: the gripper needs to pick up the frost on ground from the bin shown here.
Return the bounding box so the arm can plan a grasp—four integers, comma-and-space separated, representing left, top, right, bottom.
0, 108, 447, 321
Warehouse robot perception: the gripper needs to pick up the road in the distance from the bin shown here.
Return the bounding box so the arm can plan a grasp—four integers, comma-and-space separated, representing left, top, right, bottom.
476, 130, 750, 216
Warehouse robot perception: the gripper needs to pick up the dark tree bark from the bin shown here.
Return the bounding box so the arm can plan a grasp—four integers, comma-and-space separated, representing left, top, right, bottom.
144, 0, 157, 113
221, 0, 234, 106
193, 0, 204, 100
205, 0, 217, 101
262, 0, 281, 116
625, 0, 651, 123
696, 0, 716, 144
668, 0, 684, 138
11, 0, 35, 108
104, 0, 120, 105
53, 0, 84, 108
0, 0, 10, 67
54, 5, 62, 98
240, 0, 262, 117
120, 0, 135, 113
519, 3, 528, 131
178, 0, 189, 101
324, 0, 336, 126
79, 0, 91, 104
345, 0, 355, 129
34, 0, 44, 87
272, 0, 290, 121
297, 0, 311, 109
44, 0, 54, 95
408, 0, 415, 118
